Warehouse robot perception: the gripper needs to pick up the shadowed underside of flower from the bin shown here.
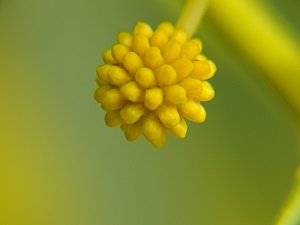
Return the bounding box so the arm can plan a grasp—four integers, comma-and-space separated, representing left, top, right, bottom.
94, 21, 216, 148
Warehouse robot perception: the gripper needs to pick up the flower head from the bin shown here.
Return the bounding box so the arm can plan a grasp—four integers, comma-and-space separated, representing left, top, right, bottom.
94, 21, 216, 148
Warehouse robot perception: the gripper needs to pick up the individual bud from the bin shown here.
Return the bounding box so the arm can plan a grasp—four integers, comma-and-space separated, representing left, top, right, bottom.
107, 66, 133, 87
144, 87, 163, 110
119, 81, 144, 102
169, 118, 187, 138
120, 103, 145, 124
117, 32, 133, 47
143, 46, 164, 69
164, 84, 187, 105
105, 110, 123, 127
155, 64, 177, 87
135, 68, 157, 89
123, 52, 144, 76
102, 49, 117, 64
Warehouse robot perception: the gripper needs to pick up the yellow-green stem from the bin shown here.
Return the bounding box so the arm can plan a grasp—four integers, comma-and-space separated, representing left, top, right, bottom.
176, 0, 210, 39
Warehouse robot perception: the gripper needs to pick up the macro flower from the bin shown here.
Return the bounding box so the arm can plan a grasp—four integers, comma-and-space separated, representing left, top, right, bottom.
94, 21, 216, 148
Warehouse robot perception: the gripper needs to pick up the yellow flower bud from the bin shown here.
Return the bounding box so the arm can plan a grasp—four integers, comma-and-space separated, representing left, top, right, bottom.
111, 44, 130, 64
107, 66, 133, 87
120, 103, 145, 124
197, 81, 215, 101
144, 87, 163, 110
105, 110, 123, 127
94, 21, 216, 148
177, 99, 206, 123
132, 34, 150, 56
169, 118, 187, 138
156, 103, 181, 128
123, 51, 144, 76
164, 84, 187, 105
172, 58, 193, 81
100, 88, 127, 111
119, 81, 143, 102
155, 64, 177, 87
180, 77, 203, 98
150, 29, 169, 48
143, 46, 164, 69
117, 32, 133, 47
133, 22, 153, 39
161, 40, 181, 63
135, 68, 157, 89
102, 49, 116, 64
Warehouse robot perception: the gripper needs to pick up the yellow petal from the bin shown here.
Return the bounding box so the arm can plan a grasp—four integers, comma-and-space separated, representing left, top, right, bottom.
144, 87, 163, 110
119, 81, 144, 102
120, 103, 145, 124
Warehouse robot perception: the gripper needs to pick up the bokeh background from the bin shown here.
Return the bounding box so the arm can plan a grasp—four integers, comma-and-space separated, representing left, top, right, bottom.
0, 0, 299, 225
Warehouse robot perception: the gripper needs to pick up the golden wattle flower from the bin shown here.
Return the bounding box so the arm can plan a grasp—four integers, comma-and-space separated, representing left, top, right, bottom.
94, 21, 216, 148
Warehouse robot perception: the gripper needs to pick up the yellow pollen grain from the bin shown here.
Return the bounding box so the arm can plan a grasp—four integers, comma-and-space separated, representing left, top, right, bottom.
169, 118, 187, 138
107, 66, 133, 87
102, 49, 117, 64
105, 110, 123, 127
111, 44, 130, 64
156, 103, 180, 128
164, 84, 187, 105
120, 103, 145, 124
135, 68, 157, 89
143, 46, 164, 69
144, 87, 163, 110
119, 81, 144, 102
155, 64, 177, 87
123, 51, 144, 76
117, 32, 133, 47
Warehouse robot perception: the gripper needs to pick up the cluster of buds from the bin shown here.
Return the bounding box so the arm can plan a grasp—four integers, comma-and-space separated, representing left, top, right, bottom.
94, 21, 216, 148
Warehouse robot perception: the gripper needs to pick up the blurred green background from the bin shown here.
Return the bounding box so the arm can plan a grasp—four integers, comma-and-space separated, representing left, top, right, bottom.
0, 0, 299, 225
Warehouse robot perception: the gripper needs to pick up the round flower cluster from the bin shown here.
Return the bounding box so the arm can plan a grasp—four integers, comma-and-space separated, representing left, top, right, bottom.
94, 21, 216, 148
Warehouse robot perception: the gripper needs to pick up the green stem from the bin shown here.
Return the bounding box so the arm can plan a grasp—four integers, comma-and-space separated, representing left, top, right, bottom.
176, 0, 210, 39
274, 166, 300, 225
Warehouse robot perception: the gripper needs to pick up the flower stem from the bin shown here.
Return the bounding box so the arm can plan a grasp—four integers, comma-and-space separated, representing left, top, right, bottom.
274, 166, 300, 225
176, 0, 210, 39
